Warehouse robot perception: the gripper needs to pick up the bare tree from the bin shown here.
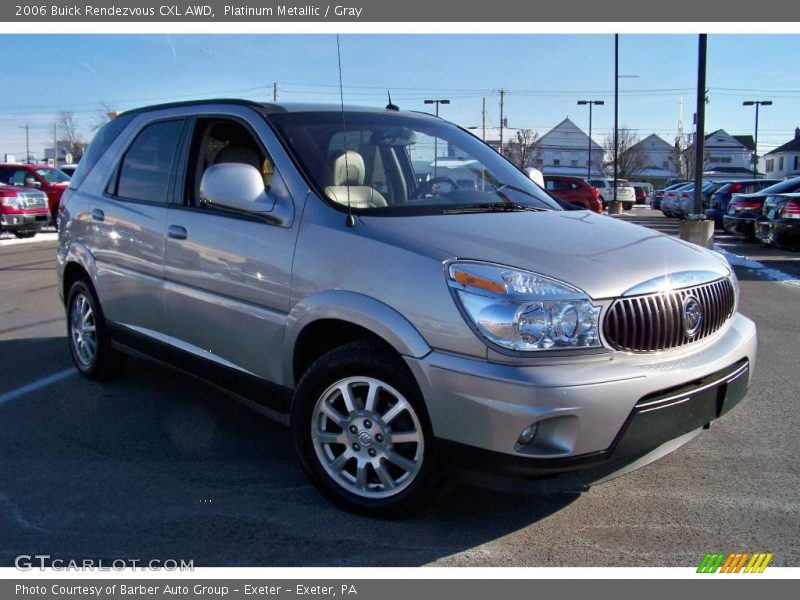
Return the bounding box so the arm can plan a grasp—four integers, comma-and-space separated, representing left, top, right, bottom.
670, 132, 708, 180
503, 129, 541, 170
57, 111, 87, 162
603, 128, 648, 179
91, 101, 119, 132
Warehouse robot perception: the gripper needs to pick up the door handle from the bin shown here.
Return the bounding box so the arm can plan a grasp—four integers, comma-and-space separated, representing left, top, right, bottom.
167, 225, 188, 240
91, 208, 104, 222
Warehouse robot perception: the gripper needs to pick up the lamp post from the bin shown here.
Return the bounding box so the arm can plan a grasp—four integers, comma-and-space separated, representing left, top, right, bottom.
577, 100, 604, 179
743, 100, 772, 179
424, 99, 450, 177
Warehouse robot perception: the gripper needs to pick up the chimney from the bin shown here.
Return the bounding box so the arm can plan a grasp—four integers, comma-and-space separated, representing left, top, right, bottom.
795, 127, 800, 140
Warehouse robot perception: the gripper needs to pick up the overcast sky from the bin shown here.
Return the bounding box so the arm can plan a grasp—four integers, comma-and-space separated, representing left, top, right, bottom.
1, 34, 798, 160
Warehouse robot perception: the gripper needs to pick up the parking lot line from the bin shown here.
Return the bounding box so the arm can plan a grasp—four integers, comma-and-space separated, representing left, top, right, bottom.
0, 368, 76, 407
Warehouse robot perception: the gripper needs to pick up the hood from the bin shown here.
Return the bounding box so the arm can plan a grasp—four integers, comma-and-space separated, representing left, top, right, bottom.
361, 210, 730, 299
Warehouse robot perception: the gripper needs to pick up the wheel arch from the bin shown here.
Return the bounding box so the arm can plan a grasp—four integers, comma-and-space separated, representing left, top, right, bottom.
60, 242, 97, 305
285, 291, 431, 387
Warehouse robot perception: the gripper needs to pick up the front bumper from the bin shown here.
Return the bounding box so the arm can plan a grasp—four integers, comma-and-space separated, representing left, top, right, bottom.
0, 211, 49, 231
405, 313, 756, 478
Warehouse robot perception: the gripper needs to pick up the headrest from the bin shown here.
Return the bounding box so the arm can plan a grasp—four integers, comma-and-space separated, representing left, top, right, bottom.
215, 146, 261, 170
328, 150, 365, 186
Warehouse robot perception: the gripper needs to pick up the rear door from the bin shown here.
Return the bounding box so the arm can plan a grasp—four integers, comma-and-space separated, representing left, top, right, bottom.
92, 117, 185, 341
162, 108, 300, 389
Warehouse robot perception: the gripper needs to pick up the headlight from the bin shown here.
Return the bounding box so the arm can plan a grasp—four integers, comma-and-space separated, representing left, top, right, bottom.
447, 261, 602, 352
0, 195, 21, 209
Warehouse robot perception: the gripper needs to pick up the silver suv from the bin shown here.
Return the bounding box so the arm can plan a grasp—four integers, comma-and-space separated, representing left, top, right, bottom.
57, 100, 756, 516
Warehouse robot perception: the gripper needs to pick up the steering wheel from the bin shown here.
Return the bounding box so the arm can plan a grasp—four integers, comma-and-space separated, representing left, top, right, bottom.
417, 176, 460, 197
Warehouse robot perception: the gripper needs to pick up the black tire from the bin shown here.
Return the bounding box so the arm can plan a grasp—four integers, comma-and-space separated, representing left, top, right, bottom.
623, 202, 634, 210
291, 340, 443, 517
12, 231, 36, 239
66, 278, 126, 380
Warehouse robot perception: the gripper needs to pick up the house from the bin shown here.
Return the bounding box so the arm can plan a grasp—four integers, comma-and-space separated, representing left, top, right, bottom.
697, 129, 759, 179
624, 134, 677, 185
762, 128, 800, 179
480, 118, 603, 177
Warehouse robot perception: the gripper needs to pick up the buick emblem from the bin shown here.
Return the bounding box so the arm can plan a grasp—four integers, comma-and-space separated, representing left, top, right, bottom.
682, 295, 703, 337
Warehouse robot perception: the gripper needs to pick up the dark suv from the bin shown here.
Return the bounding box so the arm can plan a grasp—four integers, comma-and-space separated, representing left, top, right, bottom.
705, 179, 780, 227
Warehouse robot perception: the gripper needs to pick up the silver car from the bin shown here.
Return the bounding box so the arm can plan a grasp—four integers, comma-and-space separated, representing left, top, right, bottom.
57, 101, 756, 516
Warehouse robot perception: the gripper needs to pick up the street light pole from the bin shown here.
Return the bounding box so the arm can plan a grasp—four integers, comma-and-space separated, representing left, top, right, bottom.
614, 34, 618, 205
578, 100, 604, 179
424, 99, 450, 178
743, 100, 772, 179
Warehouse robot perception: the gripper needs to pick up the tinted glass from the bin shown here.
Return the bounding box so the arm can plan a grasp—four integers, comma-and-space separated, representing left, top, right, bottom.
116, 120, 183, 204
758, 177, 800, 195
69, 113, 135, 190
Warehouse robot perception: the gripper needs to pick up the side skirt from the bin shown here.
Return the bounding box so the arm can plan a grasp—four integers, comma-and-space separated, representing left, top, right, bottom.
107, 322, 292, 425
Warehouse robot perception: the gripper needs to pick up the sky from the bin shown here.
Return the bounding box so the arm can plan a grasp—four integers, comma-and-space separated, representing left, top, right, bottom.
0, 34, 798, 160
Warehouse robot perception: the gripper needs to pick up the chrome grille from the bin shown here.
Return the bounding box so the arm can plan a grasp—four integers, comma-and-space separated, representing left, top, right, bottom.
18, 192, 48, 210
603, 278, 735, 352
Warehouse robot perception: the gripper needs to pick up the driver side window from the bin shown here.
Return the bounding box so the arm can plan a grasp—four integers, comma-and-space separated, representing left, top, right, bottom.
185, 118, 286, 210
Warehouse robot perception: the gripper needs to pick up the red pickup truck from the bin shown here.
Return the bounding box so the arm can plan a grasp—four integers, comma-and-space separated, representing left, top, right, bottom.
0, 163, 70, 224
0, 184, 51, 238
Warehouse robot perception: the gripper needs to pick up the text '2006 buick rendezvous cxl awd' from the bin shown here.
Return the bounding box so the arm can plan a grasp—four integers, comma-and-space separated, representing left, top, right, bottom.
57, 100, 756, 516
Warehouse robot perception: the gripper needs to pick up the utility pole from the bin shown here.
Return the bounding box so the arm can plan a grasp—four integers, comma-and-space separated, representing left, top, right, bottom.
53, 123, 58, 168
499, 89, 506, 155
25, 124, 30, 164
482, 97, 486, 142
693, 34, 707, 216
424, 99, 450, 177
272, 82, 278, 102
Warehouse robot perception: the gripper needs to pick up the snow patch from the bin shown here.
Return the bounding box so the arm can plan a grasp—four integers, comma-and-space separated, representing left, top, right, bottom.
0, 231, 58, 246
714, 244, 800, 288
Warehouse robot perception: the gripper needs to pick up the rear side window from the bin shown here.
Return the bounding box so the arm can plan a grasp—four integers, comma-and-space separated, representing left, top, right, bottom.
69, 113, 135, 190
114, 120, 183, 204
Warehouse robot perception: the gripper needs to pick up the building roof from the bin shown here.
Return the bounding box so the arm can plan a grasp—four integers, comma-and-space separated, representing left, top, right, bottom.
733, 135, 756, 151
765, 129, 800, 155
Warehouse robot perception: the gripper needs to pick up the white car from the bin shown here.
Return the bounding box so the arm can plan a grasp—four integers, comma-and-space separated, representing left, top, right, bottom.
588, 178, 636, 210
58, 164, 78, 178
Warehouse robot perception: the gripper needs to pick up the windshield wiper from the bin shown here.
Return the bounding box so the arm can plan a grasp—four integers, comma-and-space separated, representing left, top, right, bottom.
443, 202, 547, 214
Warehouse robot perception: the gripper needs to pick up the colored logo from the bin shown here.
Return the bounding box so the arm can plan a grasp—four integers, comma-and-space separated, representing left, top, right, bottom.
697, 552, 773, 573
682, 295, 703, 337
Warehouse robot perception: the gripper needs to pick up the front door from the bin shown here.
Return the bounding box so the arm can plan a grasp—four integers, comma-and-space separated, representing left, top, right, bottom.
162, 113, 298, 389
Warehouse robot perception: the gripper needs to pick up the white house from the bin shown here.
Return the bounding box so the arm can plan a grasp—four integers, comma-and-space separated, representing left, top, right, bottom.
762, 128, 800, 179
479, 118, 603, 177
626, 134, 677, 183
697, 129, 758, 178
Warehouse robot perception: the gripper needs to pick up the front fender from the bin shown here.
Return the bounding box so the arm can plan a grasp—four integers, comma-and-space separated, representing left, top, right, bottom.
283, 290, 431, 386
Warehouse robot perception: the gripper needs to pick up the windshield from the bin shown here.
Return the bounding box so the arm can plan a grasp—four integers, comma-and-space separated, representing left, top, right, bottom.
36, 168, 70, 184
268, 111, 560, 215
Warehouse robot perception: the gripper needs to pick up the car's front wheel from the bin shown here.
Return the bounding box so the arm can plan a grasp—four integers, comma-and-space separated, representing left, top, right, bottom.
13, 231, 36, 239
291, 341, 443, 517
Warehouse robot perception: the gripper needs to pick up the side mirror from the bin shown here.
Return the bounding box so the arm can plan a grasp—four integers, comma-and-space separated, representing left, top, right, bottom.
200, 163, 276, 215
523, 167, 544, 188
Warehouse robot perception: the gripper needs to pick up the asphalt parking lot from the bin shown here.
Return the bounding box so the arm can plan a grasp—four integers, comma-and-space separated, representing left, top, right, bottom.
1, 213, 798, 567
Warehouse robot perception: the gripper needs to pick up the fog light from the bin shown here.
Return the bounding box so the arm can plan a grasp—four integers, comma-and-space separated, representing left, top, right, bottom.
517, 423, 538, 445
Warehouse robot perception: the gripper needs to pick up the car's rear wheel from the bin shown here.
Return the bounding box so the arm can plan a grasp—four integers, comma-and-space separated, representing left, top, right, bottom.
291, 341, 443, 517
623, 202, 634, 210
66, 278, 125, 380
13, 231, 36, 239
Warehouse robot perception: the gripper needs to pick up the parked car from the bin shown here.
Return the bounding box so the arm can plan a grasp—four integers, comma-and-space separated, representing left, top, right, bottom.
544, 175, 602, 212
58, 100, 756, 516
0, 163, 71, 224
704, 179, 780, 227
723, 177, 800, 238
0, 183, 50, 238
673, 181, 724, 218
754, 193, 800, 249
629, 182, 654, 205
652, 182, 689, 210
588, 178, 636, 210
661, 183, 694, 217
59, 164, 79, 178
